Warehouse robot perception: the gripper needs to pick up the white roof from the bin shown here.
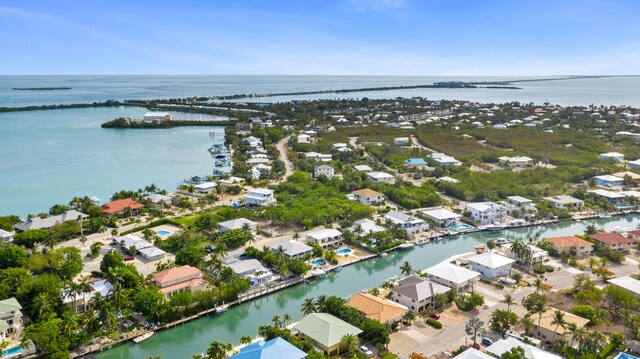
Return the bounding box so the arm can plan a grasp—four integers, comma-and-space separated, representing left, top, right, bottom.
468, 252, 515, 269
587, 189, 626, 199
144, 111, 170, 117
600, 152, 624, 157
269, 240, 313, 257
62, 279, 114, 304
367, 172, 394, 179
219, 218, 257, 230
423, 262, 480, 285
595, 175, 624, 182
620, 190, 640, 198
435, 156, 460, 164
422, 208, 461, 221
438, 176, 460, 183
454, 348, 495, 359
350, 219, 385, 234
138, 246, 166, 258
194, 182, 217, 191
248, 188, 274, 195
315, 164, 334, 170
543, 195, 583, 204
226, 259, 266, 275
116, 234, 152, 250
306, 228, 342, 240
144, 193, 172, 203
0, 229, 13, 239
507, 196, 533, 204
385, 210, 424, 225
466, 202, 503, 212
487, 337, 561, 359
608, 276, 640, 296
354, 165, 372, 171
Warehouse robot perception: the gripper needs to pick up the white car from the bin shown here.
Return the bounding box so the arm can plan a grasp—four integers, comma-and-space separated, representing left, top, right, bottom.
359, 345, 373, 357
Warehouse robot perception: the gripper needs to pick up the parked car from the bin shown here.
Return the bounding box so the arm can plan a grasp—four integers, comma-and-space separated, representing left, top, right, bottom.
359, 345, 373, 357
124, 256, 135, 261
108, 248, 117, 253
204, 245, 214, 253
430, 312, 440, 319
481, 337, 494, 347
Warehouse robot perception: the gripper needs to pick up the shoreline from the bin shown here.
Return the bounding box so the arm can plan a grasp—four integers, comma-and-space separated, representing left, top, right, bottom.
84, 210, 635, 358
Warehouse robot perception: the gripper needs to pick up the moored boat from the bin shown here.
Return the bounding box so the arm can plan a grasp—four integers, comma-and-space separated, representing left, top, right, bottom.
485, 223, 504, 231
133, 331, 154, 344
310, 268, 326, 277
398, 242, 415, 249
215, 303, 229, 313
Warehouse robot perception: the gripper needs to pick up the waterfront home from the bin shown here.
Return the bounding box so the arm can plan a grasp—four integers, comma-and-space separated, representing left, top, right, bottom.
230, 337, 307, 359
594, 175, 625, 187
116, 234, 152, 251
504, 196, 537, 215
0, 298, 22, 341
151, 265, 208, 298
502, 244, 548, 266
226, 259, 274, 287
599, 152, 624, 163
423, 262, 480, 292
608, 276, 640, 298
421, 208, 461, 228
588, 232, 637, 252
305, 228, 342, 248
544, 236, 593, 257
297, 133, 311, 143
0, 229, 14, 242
218, 218, 257, 234
465, 202, 506, 225
349, 218, 385, 235
532, 308, 589, 344
143, 111, 171, 122
628, 159, 640, 171
429, 152, 462, 166
193, 182, 217, 194
346, 292, 408, 323
314, 165, 335, 179
244, 188, 276, 206
627, 229, 640, 241
354, 164, 373, 172
587, 189, 627, 204
487, 337, 562, 359
100, 198, 144, 217
235, 123, 253, 132
542, 195, 584, 210
352, 188, 385, 205
138, 246, 167, 261
453, 348, 494, 359
366, 171, 395, 184
293, 313, 362, 356
243, 136, 262, 148
498, 156, 534, 168
394, 137, 410, 146
14, 210, 88, 231
390, 275, 450, 313
61, 279, 113, 313
385, 210, 428, 234
466, 252, 515, 279
269, 239, 313, 259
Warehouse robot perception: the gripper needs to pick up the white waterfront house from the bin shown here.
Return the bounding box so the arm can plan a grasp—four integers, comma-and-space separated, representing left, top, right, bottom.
226, 259, 274, 287
61, 279, 114, 313
465, 202, 506, 225
466, 252, 515, 279
349, 219, 386, 235
504, 196, 537, 215
193, 182, 217, 194
599, 152, 624, 163
305, 228, 342, 248
498, 156, 534, 168
244, 188, 276, 206
243, 136, 263, 148
384, 210, 428, 234
423, 262, 480, 292
218, 218, 257, 234
352, 188, 385, 205
542, 195, 584, 210
367, 172, 395, 184
269, 239, 313, 259
390, 275, 450, 313
143, 111, 172, 122
421, 208, 461, 227
314, 165, 335, 179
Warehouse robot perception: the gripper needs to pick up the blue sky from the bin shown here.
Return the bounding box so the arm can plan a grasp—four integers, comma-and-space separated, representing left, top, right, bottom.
1, 0, 639, 75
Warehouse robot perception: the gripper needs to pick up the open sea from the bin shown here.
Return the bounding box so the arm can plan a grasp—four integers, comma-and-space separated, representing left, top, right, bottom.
1, 75, 639, 216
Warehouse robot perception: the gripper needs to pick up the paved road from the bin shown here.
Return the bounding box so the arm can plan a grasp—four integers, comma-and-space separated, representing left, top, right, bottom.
276, 135, 294, 179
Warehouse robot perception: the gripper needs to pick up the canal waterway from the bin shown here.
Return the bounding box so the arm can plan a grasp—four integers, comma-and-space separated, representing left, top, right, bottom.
97, 214, 640, 359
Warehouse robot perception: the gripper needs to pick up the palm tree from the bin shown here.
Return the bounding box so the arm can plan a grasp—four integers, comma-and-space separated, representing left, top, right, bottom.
205, 341, 232, 359
339, 334, 358, 356
565, 322, 577, 347
282, 314, 292, 326
315, 295, 328, 312
354, 224, 364, 241
32, 293, 53, 319
241, 223, 252, 235
400, 261, 414, 277
587, 258, 599, 270
501, 294, 514, 312
510, 239, 524, 261
293, 231, 300, 241
533, 276, 544, 292
600, 257, 610, 267
272, 315, 282, 328
419, 307, 434, 324
520, 316, 534, 336
550, 310, 567, 342
301, 298, 317, 315
465, 317, 486, 346
240, 336, 252, 346
402, 311, 416, 325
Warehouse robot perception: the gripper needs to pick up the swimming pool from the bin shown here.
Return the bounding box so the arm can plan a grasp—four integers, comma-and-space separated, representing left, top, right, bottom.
155, 230, 172, 236
2, 345, 23, 358
336, 248, 353, 255
450, 223, 474, 231
311, 258, 326, 266
613, 353, 640, 359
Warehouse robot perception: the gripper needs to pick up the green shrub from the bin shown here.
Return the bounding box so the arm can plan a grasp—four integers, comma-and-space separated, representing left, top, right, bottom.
572, 304, 596, 321
426, 318, 443, 329
533, 266, 546, 274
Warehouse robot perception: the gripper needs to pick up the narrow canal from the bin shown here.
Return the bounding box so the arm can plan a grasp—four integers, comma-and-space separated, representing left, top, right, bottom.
98, 215, 640, 359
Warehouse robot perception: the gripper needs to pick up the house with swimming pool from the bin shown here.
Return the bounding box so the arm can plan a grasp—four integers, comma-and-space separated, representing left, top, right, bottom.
305, 228, 342, 248
421, 208, 461, 228
269, 239, 313, 259
384, 210, 428, 234
0, 298, 22, 342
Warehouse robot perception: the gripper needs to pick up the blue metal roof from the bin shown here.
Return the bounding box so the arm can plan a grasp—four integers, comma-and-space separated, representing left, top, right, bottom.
230, 337, 307, 359
404, 158, 427, 165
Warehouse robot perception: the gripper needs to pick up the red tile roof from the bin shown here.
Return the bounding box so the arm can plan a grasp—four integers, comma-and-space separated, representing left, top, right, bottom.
101, 198, 144, 214
545, 236, 593, 248
151, 265, 202, 284
626, 230, 640, 237
589, 232, 637, 246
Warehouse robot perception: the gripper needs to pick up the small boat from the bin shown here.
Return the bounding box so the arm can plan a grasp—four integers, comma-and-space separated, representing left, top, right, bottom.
305, 277, 317, 284
485, 224, 504, 231
380, 252, 388, 257
334, 266, 343, 272
215, 154, 226, 159
398, 242, 415, 249
215, 160, 224, 166
494, 237, 511, 246
599, 214, 612, 219
133, 331, 154, 344
215, 303, 229, 313
310, 269, 327, 277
